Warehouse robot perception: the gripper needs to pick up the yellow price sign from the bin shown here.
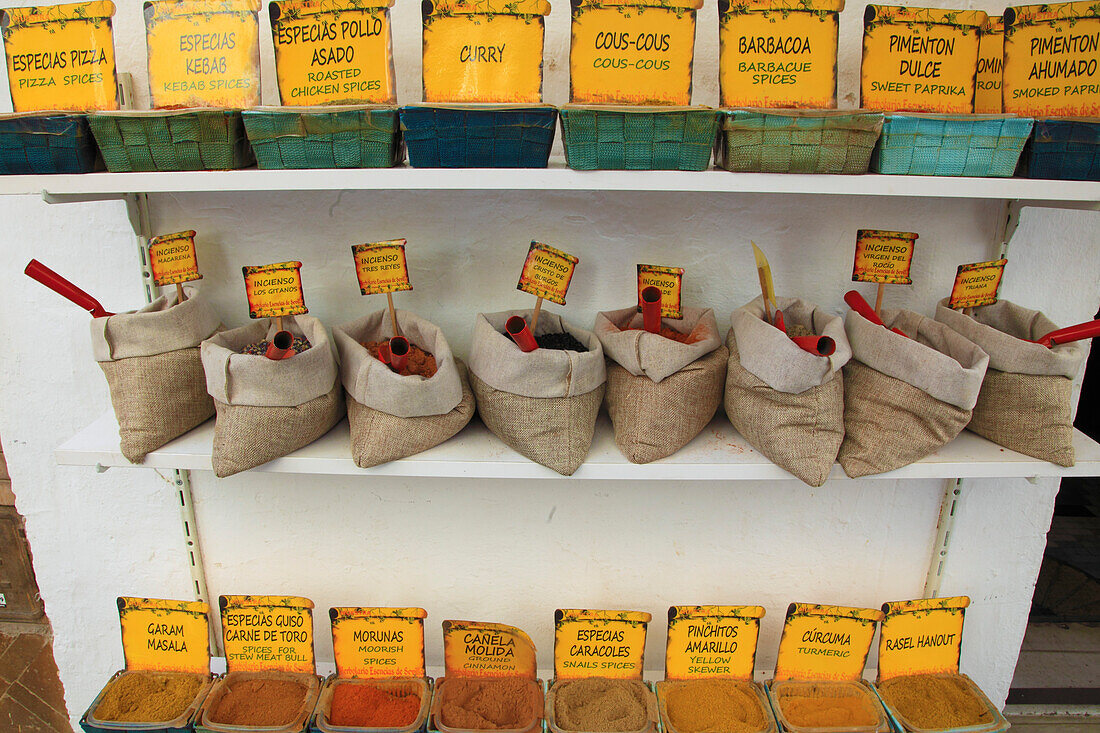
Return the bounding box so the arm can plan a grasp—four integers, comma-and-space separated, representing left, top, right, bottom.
517, 242, 579, 306
331, 607, 427, 679
949, 259, 1006, 309
118, 597, 210, 674
852, 230, 917, 285
149, 230, 202, 287
878, 597, 969, 681
774, 603, 883, 682
144, 0, 261, 109
352, 239, 411, 295
442, 620, 538, 679
718, 0, 843, 109
1003, 1, 1100, 117
637, 264, 684, 319
242, 261, 308, 319
665, 606, 764, 680
221, 595, 315, 674
270, 0, 396, 106
861, 5, 986, 114
975, 17, 1004, 113
554, 609, 650, 680
0, 1, 119, 113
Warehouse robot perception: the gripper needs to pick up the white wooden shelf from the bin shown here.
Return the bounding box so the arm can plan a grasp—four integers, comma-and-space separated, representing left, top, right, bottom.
56, 411, 1100, 481
1, 162, 1098, 203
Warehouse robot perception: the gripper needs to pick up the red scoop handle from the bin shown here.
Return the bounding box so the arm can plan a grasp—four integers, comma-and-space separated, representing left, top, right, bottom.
25, 259, 113, 318
844, 290, 908, 338
1036, 319, 1100, 348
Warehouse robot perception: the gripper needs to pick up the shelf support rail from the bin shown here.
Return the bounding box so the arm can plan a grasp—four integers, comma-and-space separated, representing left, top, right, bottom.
173, 469, 218, 655
924, 478, 964, 598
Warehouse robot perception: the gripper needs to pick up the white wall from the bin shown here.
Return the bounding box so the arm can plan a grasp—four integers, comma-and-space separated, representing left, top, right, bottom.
0, 0, 1096, 728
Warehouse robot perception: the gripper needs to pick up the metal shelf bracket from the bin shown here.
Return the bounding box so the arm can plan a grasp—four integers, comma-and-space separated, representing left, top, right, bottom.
924, 478, 964, 598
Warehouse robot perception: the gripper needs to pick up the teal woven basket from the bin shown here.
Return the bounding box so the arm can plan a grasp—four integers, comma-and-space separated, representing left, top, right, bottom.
871, 114, 1034, 177
88, 110, 254, 172
242, 106, 403, 169
718, 109, 884, 174
559, 105, 718, 171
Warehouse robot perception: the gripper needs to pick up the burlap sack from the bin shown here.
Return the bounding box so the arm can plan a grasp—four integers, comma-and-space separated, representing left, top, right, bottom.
594, 307, 726, 463
91, 286, 222, 464
838, 308, 989, 477
936, 299, 1087, 466
723, 297, 852, 486
468, 310, 606, 476
333, 309, 475, 467
201, 315, 344, 477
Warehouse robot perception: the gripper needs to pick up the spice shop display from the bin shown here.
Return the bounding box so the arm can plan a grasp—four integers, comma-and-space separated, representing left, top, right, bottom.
594, 265, 726, 464
81, 597, 214, 732
200, 262, 343, 477
312, 607, 431, 733
547, 610, 657, 733
765, 604, 888, 733
656, 606, 777, 733
26, 247, 222, 464
873, 597, 1008, 732
199, 595, 321, 733
0, 1, 118, 173
433, 621, 544, 733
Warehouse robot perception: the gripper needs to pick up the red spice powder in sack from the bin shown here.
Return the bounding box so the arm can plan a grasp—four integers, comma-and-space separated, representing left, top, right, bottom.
329, 682, 422, 728
362, 341, 438, 378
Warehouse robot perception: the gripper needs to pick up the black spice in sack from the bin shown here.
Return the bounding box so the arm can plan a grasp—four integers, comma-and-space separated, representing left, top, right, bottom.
535, 332, 588, 351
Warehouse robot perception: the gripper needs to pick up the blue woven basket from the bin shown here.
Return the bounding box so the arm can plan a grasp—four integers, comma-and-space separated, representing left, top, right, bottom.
717, 109, 883, 174
0, 113, 102, 174
399, 105, 557, 168
559, 105, 718, 171
871, 114, 1034, 177
242, 106, 403, 169
1025, 118, 1100, 181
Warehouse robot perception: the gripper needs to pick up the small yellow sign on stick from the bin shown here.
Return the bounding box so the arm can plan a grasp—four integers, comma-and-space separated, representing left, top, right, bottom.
637, 264, 684, 319
149, 230, 202, 304
517, 241, 579, 330
949, 259, 1007, 309
853, 229, 917, 316
242, 261, 308, 320
352, 239, 410, 337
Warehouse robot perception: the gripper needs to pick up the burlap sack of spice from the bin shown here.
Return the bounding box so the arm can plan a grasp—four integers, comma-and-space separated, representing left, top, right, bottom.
936, 299, 1087, 466
333, 309, 474, 468
594, 307, 726, 463
838, 308, 989, 477
91, 286, 222, 464
468, 310, 606, 476
724, 297, 851, 486
201, 315, 344, 477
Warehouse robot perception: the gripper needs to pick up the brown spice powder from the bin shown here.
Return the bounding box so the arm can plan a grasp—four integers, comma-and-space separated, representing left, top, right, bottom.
363, 340, 438, 378
93, 671, 203, 723
554, 678, 650, 733
878, 674, 993, 729
776, 684, 879, 728
663, 680, 766, 733
625, 326, 699, 344
208, 676, 308, 727
786, 324, 814, 338
440, 677, 542, 730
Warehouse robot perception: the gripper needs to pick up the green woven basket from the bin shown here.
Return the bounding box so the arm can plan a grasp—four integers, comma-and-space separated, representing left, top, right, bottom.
88, 109, 254, 172
717, 109, 884, 174
242, 106, 403, 169
559, 105, 718, 171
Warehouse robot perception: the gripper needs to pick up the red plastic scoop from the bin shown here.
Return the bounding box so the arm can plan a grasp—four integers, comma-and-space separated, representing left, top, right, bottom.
25, 259, 113, 318
773, 310, 837, 357
844, 290, 908, 338
1033, 319, 1100, 348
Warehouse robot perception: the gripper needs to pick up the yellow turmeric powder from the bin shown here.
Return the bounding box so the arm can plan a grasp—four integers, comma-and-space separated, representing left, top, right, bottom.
775, 683, 880, 728
663, 679, 767, 733
877, 674, 993, 729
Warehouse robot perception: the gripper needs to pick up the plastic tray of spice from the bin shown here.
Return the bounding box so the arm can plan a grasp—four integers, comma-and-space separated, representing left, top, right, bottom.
82, 669, 215, 733
767, 680, 888, 733
545, 678, 658, 733
655, 679, 777, 733
430, 676, 544, 733
312, 677, 431, 733
197, 670, 321, 733
870, 673, 1007, 733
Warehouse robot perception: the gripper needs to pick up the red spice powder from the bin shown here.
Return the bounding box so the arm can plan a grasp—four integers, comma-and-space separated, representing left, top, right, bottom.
625, 325, 699, 344
362, 341, 438, 378
329, 682, 422, 728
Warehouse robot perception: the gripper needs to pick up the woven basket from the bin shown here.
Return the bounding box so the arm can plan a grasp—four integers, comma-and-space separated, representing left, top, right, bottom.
242, 106, 403, 169
0, 114, 102, 174
1025, 118, 1100, 181
560, 105, 717, 170
871, 114, 1034, 177
717, 109, 883, 174
88, 109, 255, 172
399, 105, 557, 168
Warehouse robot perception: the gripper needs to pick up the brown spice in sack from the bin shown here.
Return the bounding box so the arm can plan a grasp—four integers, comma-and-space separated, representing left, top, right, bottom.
440, 677, 542, 730
663, 679, 766, 733
240, 336, 312, 355
624, 325, 699, 344
877, 674, 992, 729
93, 672, 203, 723
362, 340, 438, 378
554, 678, 649, 732
208, 676, 308, 727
